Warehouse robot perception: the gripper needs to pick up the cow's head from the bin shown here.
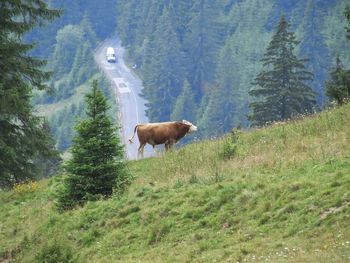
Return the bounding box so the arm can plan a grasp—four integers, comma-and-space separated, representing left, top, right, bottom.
182, 120, 198, 133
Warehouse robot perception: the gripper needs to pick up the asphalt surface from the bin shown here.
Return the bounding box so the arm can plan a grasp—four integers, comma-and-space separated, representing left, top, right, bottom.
94, 37, 153, 159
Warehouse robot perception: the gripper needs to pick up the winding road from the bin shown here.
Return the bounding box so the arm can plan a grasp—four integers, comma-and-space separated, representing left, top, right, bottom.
94, 37, 153, 159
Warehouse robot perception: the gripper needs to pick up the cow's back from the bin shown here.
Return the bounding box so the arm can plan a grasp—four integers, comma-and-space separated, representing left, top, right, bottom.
137, 122, 179, 145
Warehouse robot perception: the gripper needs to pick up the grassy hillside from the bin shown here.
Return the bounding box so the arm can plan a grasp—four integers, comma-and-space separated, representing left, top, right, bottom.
1, 104, 350, 263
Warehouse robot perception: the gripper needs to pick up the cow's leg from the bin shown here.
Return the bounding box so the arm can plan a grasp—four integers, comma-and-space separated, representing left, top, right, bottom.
167, 139, 176, 151
138, 143, 146, 159
165, 140, 175, 152
165, 143, 170, 151
152, 145, 158, 156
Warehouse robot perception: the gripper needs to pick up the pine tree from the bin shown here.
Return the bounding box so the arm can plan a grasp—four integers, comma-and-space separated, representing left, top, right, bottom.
326, 57, 350, 105
58, 80, 128, 209
51, 24, 84, 79
142, 7, 185, 122
324, 6, 350, 105
171, 80, 196, 121
0, 0, 61, 188
249, 16, 316, 126
199, 40, 245, 136
298, 0, 330, 107
345, 6, 350, 39
184, 0, 224, 99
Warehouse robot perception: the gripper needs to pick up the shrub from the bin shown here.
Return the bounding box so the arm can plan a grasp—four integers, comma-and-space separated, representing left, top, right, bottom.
219, 128, 241, 160
13, 181, 39, 196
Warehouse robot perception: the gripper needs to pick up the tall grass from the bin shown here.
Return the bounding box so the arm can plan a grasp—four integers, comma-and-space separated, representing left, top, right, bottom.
1, 104, 350, 262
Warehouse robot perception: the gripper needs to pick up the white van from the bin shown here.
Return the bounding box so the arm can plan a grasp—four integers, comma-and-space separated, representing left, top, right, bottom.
106, 47, 116, 63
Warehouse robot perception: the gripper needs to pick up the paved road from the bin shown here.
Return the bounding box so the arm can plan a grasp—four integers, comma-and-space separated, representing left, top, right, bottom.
94, 37, 153, 159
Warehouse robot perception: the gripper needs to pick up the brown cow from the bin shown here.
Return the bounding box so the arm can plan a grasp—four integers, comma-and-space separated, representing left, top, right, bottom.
128, 120, 198, 158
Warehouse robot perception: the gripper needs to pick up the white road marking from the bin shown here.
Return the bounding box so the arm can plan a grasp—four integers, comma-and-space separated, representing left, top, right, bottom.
112, 78, 131, 93
105, 66, 116, 70
119, 87, 131, 93
112, 77, 124, 86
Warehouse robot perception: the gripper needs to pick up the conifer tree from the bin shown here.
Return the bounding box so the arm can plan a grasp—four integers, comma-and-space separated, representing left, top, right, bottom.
249, 16, 316, 126
298, 0, 330, 107
142, 7, 185, 122
0, 0, 61, 188
345, 6, 350, 39
199, 40, 245, 136
325, 58, 350, 105
171, 80, 196, 121
58, 80, 128, 209
51, 24, 84, 79
324, 6, 350, 105
184, 0, 224, 99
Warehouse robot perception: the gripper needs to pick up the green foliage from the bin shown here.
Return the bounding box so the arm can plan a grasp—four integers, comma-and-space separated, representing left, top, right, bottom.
199, 40, 247, 136
51, 24, 84, 79
47, 18, 98, 102
345, 5, 350, 39
27, 0, 118, 153
0, 0, 61, 188
171, 80, 196, 121
219, 127, 241, 160
142, 5, 186, 121
57, 80, 128, 210
184, 0, 225, 95
325, 7, 350, 106
249, 16, 317, 126
297, 0, 331, 106
326, 57, 350, 105
26, 0, 118, 58
117, 0, 349, 139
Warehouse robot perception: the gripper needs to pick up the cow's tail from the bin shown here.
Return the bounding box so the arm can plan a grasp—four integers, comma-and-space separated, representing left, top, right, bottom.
128, 125, 139, 143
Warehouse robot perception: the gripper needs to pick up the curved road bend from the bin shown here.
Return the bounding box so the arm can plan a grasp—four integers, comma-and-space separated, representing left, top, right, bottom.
94, 37, 153, 159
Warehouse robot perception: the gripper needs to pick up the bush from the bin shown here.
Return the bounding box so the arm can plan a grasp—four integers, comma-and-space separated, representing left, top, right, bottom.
13, 181, 39, 196
219, 128, 240, 160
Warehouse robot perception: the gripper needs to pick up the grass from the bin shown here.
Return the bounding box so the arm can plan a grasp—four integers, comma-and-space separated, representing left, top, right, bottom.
1, 104, 350, 262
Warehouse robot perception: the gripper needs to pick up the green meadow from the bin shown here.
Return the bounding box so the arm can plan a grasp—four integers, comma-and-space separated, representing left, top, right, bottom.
1, 104, 349, 262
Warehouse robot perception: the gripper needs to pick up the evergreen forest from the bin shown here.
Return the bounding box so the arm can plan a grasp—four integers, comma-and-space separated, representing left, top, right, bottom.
21, 0, 350, 151
1, 1, 350, 262
117, 0, 350, 137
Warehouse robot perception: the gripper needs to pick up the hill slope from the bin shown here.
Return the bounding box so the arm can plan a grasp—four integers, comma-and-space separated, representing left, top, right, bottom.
1, 104, 350, 262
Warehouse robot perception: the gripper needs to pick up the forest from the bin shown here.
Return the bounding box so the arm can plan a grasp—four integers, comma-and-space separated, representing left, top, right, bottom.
19, 0, 348, 152
116, 0, 350, 136
1, 1, 350, 262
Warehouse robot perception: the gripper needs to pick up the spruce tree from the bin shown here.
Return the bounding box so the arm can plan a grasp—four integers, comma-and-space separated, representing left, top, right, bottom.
142, 7, 185, 122
345, 6, 350, 39
0, 0, 61, 188
298, 0, 330, 107
184, 0, 224, 99
324, 6, 350, 105
249, 16, 316, 126
58, 80, 128, 209
171, 80, 196, 121
199, 40, 245, 136
326, 58, 350, 105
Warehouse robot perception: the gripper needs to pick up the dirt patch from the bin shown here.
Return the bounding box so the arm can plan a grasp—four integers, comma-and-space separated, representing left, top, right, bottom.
320, 200, 350, 219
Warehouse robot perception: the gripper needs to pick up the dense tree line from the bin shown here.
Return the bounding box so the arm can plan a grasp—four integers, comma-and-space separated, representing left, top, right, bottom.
325, 7, 350, 105
116, 0, 350, 137
30, 1, 120, 152
0, 0, 61, 188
